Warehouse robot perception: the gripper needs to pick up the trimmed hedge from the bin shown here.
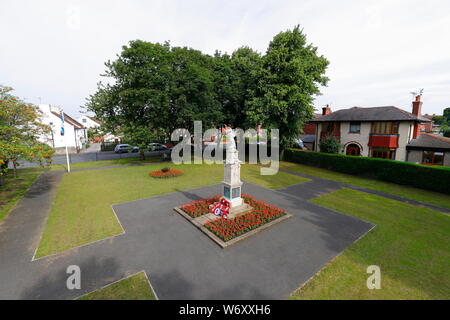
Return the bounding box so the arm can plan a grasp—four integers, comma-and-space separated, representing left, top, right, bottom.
283, 148, 450, 195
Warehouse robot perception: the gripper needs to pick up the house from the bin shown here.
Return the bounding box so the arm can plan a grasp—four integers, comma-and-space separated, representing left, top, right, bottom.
406, 133, 450, 166
38, 104, 87, 154
299, 106, 330, 150
76, 115, 101, 129
310, 96, 432, 162
420, 114, 441, 134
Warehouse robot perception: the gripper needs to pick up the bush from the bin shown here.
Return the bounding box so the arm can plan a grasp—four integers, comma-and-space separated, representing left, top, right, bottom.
283, 149, 450, 194
319, 136, 341, 153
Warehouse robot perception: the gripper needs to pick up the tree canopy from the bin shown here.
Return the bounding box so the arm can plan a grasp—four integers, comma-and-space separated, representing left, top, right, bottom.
0, 86, 54, 180
86, 25, 329, 149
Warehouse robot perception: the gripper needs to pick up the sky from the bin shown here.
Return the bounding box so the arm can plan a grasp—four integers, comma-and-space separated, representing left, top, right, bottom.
1, 0, 449, 118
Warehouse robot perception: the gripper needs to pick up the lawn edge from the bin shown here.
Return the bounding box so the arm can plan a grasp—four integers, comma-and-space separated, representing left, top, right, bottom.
32, 204, 125, 261
280, 163, 450, 211
288, 216, 377, 300
0, 170, 44, 222
74, 270, 158, 300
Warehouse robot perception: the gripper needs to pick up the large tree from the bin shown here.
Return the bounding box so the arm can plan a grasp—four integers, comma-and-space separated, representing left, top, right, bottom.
86, 41, 224, 142
86, 26, 328, 149
0, 86, 54, 182
212, 47, 262, 128
246, 25, 329, 148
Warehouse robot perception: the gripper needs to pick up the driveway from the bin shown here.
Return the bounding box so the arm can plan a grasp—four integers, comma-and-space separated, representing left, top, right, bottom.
0, 172, 373, 299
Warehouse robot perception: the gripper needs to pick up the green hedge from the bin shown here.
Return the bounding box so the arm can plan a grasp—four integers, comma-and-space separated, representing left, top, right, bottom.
283, 149, 450, 194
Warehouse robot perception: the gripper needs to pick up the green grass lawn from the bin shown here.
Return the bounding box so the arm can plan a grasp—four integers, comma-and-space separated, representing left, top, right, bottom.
280, 161, 450, 209
0, 167, 44, 221
35, 163, 307, 258
290, 188, 450, 300
77, 272, 156, 300
50, 155, 164, 171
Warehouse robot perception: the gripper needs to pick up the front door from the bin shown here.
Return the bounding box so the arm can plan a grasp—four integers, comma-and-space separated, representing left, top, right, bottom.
346, 144, 361, 156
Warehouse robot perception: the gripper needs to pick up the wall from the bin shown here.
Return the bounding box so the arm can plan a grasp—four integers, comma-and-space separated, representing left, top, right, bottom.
315, 120, 416, 161
339, 121, 371, 156
396, 122, 414, 161
38, 104, 82, 149
77, 115, 100, 129
407, 150, 450, 167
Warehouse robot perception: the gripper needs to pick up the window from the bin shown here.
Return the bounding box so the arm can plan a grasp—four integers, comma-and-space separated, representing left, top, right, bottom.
82, 118, 87, 123
371, 148, 396, 160
349, 122, 361, 133
422, 151, 444, 165
371, 122, 399, 134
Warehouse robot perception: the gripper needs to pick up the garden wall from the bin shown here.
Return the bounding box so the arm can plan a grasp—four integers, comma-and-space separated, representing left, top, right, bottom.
282, 149, 450, 194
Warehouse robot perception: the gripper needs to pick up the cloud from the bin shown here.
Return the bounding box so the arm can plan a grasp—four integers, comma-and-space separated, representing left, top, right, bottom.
0, 0, 449, 117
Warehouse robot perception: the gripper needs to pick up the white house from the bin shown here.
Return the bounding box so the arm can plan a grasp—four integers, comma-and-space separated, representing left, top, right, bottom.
38, 104, 87, 154
76, 115, 101, 129
310, 96, 432, 162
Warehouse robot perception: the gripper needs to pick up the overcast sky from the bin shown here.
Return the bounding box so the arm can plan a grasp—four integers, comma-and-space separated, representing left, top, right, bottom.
1, 0, 449, 118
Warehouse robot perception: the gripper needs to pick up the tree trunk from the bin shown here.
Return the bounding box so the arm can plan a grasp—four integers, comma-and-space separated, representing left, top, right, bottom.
12, 161, 17, 178
0, 160, 8, 186
140, 151, 145, 161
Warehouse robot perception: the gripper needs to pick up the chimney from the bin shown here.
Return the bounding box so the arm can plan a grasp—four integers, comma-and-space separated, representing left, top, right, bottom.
412, 95, 423, 139
412, 95, 422, 116
322, 104, 332, 116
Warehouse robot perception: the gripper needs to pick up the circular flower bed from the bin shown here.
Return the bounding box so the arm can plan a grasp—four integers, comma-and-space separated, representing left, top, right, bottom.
149, 167, 183, 179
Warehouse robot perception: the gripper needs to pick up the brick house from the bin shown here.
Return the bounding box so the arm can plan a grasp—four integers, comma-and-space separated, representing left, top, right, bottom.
309, 96, 435, 162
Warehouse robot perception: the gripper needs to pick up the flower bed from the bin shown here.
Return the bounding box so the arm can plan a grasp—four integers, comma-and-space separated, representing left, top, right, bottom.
180, 194, 222, 218
181, 194, 287, 241
149, 168, 183, 179
205, 194, 286, 241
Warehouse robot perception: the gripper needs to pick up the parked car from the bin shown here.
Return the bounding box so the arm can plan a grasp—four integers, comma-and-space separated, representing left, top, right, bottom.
114, 144, 139, 153
148, 143, 169, 151
148, 143, 172, 160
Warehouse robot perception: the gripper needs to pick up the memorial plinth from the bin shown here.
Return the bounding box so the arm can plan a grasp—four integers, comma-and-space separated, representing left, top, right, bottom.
222, 147, 252, 214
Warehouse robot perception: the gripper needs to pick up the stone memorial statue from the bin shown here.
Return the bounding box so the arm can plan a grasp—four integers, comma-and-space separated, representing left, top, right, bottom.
221, 125, 245, 211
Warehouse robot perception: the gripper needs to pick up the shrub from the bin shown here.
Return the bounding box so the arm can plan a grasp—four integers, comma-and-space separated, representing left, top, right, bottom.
318, 136, 341, 154
161, 167, 170, 173
283, 149, 450, 194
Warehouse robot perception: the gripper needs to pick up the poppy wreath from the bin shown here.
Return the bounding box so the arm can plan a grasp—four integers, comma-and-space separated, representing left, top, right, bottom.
204, 194, 286, 242
149, 168, 183, 178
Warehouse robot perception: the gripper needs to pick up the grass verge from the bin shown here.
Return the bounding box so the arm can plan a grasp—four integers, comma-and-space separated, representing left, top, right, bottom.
50, 155, 164, 171
77, 272, 155, 300
0, 167, 44, 221
290, 188, 450, 299
280, 161, 450, 209
35, 163, 306, 258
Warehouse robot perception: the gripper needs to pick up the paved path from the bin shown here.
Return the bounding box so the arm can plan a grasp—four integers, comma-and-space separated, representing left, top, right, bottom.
12, 149, 169, 168
278, 168, 450, 215
0, 170, 374, 299
0, 166, 447, 299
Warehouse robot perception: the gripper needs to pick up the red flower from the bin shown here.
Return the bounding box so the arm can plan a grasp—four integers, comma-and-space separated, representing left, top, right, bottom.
181, 193, 286, 240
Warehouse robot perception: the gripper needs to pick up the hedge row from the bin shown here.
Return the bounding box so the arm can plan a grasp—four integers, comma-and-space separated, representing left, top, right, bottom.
282, 148, 450, 194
